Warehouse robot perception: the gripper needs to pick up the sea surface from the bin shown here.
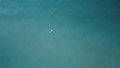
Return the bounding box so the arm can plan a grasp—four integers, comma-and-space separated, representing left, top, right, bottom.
0, 0, 120, 68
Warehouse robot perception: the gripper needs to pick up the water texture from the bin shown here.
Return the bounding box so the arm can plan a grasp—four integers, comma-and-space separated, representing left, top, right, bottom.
0, 0, 120, 68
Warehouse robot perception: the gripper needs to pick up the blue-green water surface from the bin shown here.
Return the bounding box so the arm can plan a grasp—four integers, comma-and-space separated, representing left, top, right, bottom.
0, 0, 120, 68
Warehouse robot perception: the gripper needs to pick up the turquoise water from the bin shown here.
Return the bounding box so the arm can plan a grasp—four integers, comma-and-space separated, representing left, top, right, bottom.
0, 0, 120, 68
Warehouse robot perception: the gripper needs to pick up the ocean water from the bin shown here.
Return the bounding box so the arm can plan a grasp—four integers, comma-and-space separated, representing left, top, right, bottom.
0, 0, 120, 68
